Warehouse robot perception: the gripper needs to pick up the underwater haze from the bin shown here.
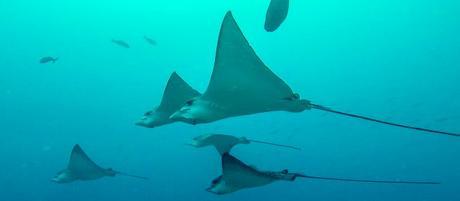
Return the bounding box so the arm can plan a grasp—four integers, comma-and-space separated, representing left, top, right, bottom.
1, 0, 460, 200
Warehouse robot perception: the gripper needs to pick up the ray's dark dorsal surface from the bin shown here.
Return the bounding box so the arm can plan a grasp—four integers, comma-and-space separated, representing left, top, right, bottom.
170, 11, 309, 124
265, 0, 290, 32
188, 133, 300, 155
136, 72, 201, 128
52, 144, 148, 183
169, 11, 460, 137
206, 153, 439, 195
111, 39, 130, 48
207, 153, 290, 194
39, 56, 58, 64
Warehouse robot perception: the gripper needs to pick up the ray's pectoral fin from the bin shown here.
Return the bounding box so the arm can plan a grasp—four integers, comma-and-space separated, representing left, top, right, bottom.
201, 12, 306, 115
67, 144, 104, 174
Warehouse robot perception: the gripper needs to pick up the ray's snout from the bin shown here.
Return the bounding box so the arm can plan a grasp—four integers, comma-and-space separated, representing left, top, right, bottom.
135, 122, 153, 128
51, 174, 69, 183
205, 187, 219, 194
135, 118, 154, 128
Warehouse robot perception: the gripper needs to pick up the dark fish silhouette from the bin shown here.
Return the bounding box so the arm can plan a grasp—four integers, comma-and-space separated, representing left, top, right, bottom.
39, 57, 58, 64
111, 39, 130, 48
264, 0, 290, 32
144, 36, 157, 46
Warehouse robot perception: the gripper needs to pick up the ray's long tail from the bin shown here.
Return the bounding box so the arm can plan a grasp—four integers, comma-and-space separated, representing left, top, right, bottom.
310, 104, 460, 137
116, 171, 149, 180
296, 174, 439, 185
249, 139, 301, 151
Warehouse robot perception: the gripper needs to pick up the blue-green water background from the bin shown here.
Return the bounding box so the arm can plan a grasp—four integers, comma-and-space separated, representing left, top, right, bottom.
1, 0, 459, 200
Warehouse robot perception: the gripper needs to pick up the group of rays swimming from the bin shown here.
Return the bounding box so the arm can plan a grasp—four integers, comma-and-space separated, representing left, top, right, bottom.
52, 8, 459, 195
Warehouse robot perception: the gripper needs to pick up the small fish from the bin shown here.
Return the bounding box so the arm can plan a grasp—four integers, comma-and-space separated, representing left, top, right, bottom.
39, 56, 58, 64
264, 0, 290, 32
144, 36, 157, 46
111, 39, 130, 48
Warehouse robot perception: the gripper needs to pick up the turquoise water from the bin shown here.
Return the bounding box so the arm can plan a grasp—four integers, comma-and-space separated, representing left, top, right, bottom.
1, 0, 459, 200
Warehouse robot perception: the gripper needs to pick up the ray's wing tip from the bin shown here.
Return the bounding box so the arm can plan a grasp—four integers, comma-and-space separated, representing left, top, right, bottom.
223, 11, 237, 23
224, 11, 233, 17
169, 71, 181, 81
171, 71, 179, 76
71, 144, 87, 157
72, 144, 82, 150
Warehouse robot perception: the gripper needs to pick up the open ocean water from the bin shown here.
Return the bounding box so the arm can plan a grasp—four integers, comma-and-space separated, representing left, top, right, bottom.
1, 0, 459, 201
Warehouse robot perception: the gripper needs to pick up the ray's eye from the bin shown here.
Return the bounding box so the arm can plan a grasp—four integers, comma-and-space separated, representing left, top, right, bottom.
186, 99, 194, 106
281, 169, 289, 174
292, 93, 300, 100
144, 111, 152, 116
212, 176, 222, 184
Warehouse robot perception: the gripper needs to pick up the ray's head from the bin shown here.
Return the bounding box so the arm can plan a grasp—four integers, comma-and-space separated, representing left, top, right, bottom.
170, 98, 220, 125
189, 134, 213, 147
51, 169, 75, 183
135, 109, 171, 128
206, 177, 237, 195
206, 183, 229, 195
